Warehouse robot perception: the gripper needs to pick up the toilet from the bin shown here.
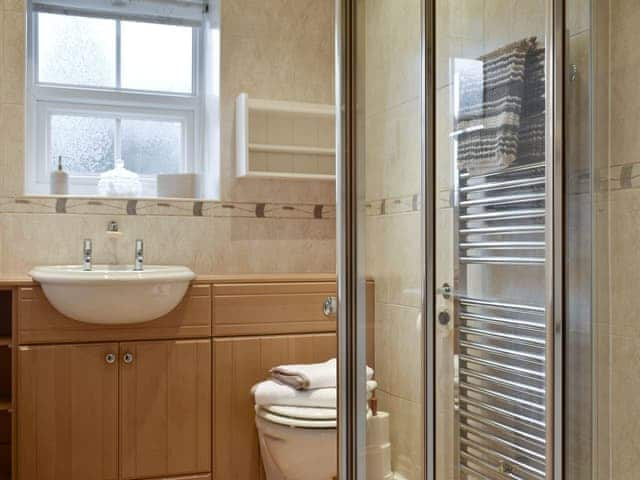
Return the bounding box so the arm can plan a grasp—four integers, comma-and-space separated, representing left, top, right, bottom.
255, 404, 339, 480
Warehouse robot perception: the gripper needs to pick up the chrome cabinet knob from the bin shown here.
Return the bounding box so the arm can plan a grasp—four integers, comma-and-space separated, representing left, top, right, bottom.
323, 296, 337, 316
123, 352, 134, 364
105, 353, 116, 364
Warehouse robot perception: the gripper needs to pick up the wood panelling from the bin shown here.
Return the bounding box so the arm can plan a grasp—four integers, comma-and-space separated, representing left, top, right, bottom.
213, 333, 336, 480
17, 343, 119, 480
17, 285, 211, 345
120, 340, 211, 480
212, 282, 337, 336
141, 475, 211, 480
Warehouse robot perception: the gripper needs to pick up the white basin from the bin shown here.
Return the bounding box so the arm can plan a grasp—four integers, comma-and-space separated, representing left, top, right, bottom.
29, 265, 196, 325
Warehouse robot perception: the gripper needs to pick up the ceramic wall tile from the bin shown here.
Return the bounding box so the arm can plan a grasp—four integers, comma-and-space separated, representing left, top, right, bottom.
376, 390, 424, 480
374, 303, 422, 403
610, 334, 640, 479
610, 0, 640, 167
0, 0, 337, 275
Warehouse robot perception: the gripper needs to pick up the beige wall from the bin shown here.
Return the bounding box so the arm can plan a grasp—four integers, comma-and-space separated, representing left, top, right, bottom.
361, 0, 424, 478
598, 0, 640, 478
0, 0, 336, 275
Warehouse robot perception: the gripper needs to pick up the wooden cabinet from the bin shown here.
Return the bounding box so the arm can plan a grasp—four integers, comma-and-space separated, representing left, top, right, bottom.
17, 285, 212, 345
18, 340, 211, 480
213, 333, 336, 480
120, 340, 211, 480
17, 343, 119, 480
13, 276, 347, 480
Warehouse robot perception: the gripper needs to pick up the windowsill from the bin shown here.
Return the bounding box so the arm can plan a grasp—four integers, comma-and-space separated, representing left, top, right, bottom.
19, 193, 211, 202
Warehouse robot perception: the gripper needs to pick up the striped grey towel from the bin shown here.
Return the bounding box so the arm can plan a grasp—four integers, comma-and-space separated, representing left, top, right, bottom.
455, 37, 545, 175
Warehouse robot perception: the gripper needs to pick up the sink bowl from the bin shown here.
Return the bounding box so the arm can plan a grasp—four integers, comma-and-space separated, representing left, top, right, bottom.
29, 265, 196, 325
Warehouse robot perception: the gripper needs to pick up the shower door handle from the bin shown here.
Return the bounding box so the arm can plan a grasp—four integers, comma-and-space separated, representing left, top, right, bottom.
437, 282, 452, 299
323, 296, 337, 316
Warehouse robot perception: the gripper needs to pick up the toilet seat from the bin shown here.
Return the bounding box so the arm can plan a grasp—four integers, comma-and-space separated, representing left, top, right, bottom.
256, 405, 336, 429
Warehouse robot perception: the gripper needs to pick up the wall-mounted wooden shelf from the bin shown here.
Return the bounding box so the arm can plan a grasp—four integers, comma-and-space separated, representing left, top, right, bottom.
236, 93, 336, 180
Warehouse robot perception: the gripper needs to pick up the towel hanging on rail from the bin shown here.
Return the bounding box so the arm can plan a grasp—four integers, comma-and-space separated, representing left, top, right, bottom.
454, 37, 545, 176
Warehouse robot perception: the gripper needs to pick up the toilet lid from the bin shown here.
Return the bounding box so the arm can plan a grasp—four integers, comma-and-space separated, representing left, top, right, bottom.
256, 405, 337, 429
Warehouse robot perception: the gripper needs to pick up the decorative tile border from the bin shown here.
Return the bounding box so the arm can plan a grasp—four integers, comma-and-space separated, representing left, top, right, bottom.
606, 163, 640, 192
365, 194, 421, 216
0, 196, 336, 220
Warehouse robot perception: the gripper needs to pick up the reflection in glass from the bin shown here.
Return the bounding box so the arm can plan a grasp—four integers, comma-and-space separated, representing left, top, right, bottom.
50, 115, 115, 174
38, 13, 116, 88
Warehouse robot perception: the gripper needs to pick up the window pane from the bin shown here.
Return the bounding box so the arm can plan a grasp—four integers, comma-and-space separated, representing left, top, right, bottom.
50, 115, 116, 174
121, 119, 183, 174
121, 22, 193, 93
38, 13, 116, 88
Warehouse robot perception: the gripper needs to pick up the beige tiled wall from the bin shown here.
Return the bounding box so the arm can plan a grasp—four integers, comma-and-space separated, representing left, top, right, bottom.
361, 0, 424, 478
0, 0, 336, 275
594, 0, 640, 478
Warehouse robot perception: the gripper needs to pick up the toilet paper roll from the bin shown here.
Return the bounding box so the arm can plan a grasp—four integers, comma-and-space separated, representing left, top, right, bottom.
366, 445, 392, 477
366, 411, 390, 447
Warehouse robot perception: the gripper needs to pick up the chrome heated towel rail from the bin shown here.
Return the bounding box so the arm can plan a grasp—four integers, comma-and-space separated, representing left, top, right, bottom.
453, 161, 548, 480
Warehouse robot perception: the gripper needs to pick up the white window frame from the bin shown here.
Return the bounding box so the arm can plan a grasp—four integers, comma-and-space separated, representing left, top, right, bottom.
26, 3, 206, 197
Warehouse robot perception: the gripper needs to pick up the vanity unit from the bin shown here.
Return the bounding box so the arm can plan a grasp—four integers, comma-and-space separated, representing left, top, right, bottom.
0, 274, 373, 480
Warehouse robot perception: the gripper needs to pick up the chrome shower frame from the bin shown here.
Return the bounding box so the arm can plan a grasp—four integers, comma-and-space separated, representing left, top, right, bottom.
335, 0, 565, 478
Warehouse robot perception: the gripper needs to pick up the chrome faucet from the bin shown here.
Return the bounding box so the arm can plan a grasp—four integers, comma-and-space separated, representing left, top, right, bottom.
134, 239, 144, 271
83, 239, 92, 271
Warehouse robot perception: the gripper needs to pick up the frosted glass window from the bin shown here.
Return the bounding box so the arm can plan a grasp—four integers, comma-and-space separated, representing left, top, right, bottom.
38, 13, 116, 88
121, 119, 183, 174
121, 21, 193, 93
50, 115, 115, 174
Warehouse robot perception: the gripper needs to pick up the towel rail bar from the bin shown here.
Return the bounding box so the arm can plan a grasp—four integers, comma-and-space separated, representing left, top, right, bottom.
459, 409, 547, 447
459, 355, 546, 381
459, 396, 546, 430
460, 225, 546, 235
460, 423, 546, 462
459, 312, 545, 330
459, 162, 546, 180
459, 463, 496, 480
459, 452, 530, 480
460, 256, 545, 265
460, 446, 544, 480
460, 209, 545, 221
460, 369, 546, 397
460, 438, 546, 478
458, 297, 545, 313
459, 381, 545, 413
460, 241, 545, 250
460, 193, 546, 208
459, 326, 546, 347
459, 340, 545, 364
460, 176, 546, 193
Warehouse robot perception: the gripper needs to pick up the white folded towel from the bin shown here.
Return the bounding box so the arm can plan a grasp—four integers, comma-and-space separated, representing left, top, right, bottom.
253, 379, 378, 409
270, 357, 374, 390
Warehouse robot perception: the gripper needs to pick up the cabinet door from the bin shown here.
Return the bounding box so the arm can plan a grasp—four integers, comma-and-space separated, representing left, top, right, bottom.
213, 333, 336, 480
18, 343, 119, 480
120, 340, 211, 480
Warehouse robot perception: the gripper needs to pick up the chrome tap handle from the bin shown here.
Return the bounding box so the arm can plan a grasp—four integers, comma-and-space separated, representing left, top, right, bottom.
134, 239, 144, 271
83, 239, 92, 271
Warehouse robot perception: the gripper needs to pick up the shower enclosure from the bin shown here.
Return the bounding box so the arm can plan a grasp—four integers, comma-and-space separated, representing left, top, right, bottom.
337, 0, 565, 478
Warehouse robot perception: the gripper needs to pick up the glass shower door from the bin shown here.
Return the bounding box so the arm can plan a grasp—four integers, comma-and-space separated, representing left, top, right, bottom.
337, 0, 426, 479
433, 0, 560, 478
